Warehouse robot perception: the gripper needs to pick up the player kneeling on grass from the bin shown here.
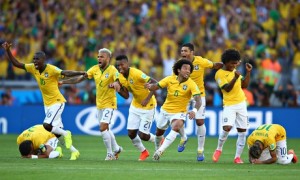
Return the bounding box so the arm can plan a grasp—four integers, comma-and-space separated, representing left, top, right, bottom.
17, 124, 63, 159
248, 124, 298, 164
145, 59, 201, 161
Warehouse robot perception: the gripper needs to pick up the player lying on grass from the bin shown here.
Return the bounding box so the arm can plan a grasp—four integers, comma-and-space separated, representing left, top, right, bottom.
17, 124, 63, 159
248, 124, 298, 164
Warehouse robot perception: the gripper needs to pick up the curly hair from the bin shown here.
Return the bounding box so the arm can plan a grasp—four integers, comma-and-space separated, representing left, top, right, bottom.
173, 59, 193, 75
249, 142, 262, 159
221, 49, 241, 64
19, 140, 33, 156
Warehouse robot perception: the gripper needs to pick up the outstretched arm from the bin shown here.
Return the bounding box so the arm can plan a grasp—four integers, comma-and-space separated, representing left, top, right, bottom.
59, 74, 87, 85
212, 62, 223, 70
144, 82, 159, 91
61, 70, 86, 77
2, 42, 25, 69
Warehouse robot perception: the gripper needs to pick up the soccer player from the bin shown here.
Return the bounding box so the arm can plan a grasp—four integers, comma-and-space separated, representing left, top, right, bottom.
212, 49, 252, 164
59, 48, 124, 160
2, 42, 82, 160
114, 55, 157, 161
248, 124, 298, 164
145, 59, 201, 161
179, 43, 223, 161
17, 124, 63, 159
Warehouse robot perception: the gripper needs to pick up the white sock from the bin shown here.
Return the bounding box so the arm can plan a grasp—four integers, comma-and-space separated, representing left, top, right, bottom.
277, 154, 294, 164
101, 130, 112, 154
155, 135, 164, 151
51, 126, 67, 136
49, 151, 60, 158
108, 130, 119, 151
158, 130, 178, 152
132, 135, 146, 152
148, 133, 155, 143
70, 145, 78, 152
235, 132, 246, 158
179, 127, 187, 141
217, 130, 229, 151
197, 124, 206, 152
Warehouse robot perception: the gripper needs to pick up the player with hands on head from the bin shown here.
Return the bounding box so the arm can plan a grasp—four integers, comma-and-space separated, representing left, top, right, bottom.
17, 125, 63, 159
248, 124, 298, 164
145, 59, 201, 161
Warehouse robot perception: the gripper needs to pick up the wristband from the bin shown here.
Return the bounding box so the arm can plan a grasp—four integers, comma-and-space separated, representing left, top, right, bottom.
192, 108, 197, 114
31, 155, 38, 159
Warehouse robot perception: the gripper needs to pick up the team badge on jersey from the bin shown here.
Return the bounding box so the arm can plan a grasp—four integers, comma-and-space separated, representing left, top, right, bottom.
224, 117, 228, 122
141, 73, 147, 79
183, 85, 187, 90
45, 72, 49, 78
105, 73, 109, 78
195, 65, 199, 70
217, 78, 221, 85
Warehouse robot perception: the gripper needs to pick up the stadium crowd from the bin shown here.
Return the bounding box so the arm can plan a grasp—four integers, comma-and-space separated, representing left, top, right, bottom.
0, 0, 300, 107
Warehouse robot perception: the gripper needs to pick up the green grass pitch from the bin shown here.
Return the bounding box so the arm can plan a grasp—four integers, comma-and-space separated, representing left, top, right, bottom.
0, 135, 299, 180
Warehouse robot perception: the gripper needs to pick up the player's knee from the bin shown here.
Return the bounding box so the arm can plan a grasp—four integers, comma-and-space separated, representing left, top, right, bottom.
43, 123, 52, 132
196, 119, 204, 126
138, 132, 149, 141
155, 128, 165, 136
128, 131, 137, 139
223, 126, 232, 132
99, 123, 108, 132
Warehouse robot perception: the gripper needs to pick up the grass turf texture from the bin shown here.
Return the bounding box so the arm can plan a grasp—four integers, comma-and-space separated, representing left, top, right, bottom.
0, 135, 299, 180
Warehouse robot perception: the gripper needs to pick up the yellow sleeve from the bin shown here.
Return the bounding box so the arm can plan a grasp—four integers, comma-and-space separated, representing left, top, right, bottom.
215, 71, 228, 88
158, 76, 171, 88
86, 66, 95, 79
25, 63, 34, 73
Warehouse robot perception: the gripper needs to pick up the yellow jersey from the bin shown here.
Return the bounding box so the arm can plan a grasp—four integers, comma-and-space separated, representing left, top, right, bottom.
25, 64, 66, 106
215, 69, 246, 106
17, 125, 56, 151
119, 68, 156, 110
247, 124, 286, 151
87, 65, 119, 109
158, 76, 200, 113
190, 56, 214, 97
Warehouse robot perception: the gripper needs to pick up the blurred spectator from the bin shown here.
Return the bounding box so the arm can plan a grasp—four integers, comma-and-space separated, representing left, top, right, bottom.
261, 51, 281, 94
291, 40, 300, 89
162, 45, 175, 77
80, 81, 96, 104
243, 88, 255, 106
0, 0, 300, 107
63, 85, 82, 105
272, 81, 298, 107
0, 88, 15, 106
